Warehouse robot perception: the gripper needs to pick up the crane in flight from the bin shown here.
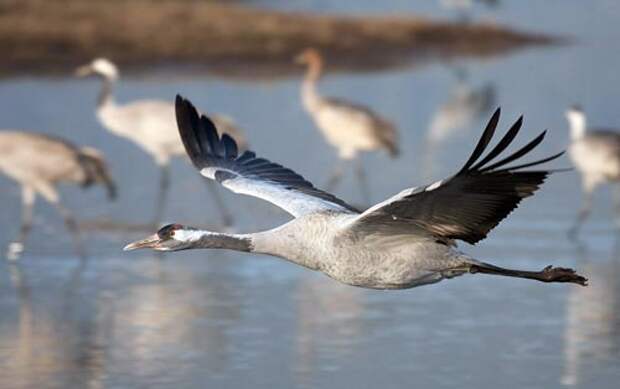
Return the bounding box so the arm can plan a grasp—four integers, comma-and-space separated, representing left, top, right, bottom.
125, 96, 587, 290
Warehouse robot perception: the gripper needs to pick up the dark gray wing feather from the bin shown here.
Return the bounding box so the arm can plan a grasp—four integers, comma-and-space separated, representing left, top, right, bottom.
349, 108, 563, 244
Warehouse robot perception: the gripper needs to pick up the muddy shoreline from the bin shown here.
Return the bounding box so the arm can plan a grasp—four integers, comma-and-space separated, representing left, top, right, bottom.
0, 0, 561, 78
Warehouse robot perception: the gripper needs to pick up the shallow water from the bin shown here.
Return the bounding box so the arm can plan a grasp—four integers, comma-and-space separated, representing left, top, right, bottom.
1, 1, 620, 388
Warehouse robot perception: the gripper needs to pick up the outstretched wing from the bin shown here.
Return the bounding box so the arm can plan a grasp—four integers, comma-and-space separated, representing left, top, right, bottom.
347, 108, 563, 244
175, 95, 357, 217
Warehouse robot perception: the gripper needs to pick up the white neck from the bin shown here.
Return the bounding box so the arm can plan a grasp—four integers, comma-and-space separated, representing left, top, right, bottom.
567, 111, 587, 140
97, 77, 116, 109
178, 229, 254, 252
301, 62, 323, 112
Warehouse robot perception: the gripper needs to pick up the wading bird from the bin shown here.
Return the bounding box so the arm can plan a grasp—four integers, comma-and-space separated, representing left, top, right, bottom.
0, 131, 116, 260
424, 73, 495, 180
75, 58, 246, 225
566, 106, 620, 236
124, 96, 587, 290
295, 49, 398, 202
427, 79, 495, 145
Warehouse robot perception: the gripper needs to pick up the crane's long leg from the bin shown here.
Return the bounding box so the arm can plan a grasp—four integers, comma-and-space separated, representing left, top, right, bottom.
152, 163, 171, 226
469, 262, 587, 285
568, 188, 594, 238
613, 184, 620, 231
325, 160, 346, 193
205, 181, 233, 227
52, 201, 86, 260
36, 183, 85, 260
6, 186, 36, 261
355, 158, 371, 205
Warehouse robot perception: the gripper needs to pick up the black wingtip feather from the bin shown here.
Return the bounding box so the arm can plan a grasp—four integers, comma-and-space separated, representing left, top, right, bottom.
175, 94, 241, 169
175, 95, 204, 168
495, 151, 566, 173
460, 107, 501, 173
471, 115, 523, 171
221, 134, 238, 159
479, 130, 548, 173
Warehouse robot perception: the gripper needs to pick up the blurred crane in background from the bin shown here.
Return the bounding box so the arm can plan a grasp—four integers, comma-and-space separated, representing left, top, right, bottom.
0, 131, 116, 260
566, 106, 620, 236
423, 69, 495, 180
75, 58, 246, 226
440, 0, 500, 22
427, 71, 495, 145
295, 48, 398, 204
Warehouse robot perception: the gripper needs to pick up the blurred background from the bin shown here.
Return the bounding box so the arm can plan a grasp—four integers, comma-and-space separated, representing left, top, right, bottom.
0, 0, 619, 388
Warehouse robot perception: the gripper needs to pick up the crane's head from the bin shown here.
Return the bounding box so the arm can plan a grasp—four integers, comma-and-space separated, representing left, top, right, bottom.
75, 58, 119, 80
565, 104, 584, 121
78, 147, 117, 201
295, 48, 322, 66
565, 105, 586, 140
124, 224, 198, 252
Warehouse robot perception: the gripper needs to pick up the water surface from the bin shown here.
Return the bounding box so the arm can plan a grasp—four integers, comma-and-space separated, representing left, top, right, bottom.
1, 1, 620, 388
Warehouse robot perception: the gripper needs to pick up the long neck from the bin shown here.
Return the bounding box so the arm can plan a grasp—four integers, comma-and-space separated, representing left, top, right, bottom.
301, 59, 323, 111
568, 112, 587, 140
98, 76, 115, 109
183, 222, 323, 271
185, 230, 254, 252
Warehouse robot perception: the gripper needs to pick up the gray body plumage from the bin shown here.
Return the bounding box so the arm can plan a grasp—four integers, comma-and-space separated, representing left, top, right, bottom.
251, 212, 469, 289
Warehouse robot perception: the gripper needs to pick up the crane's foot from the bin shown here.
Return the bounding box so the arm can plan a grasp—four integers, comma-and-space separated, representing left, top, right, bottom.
539, 266, 588, 286
6, 242, 24, 261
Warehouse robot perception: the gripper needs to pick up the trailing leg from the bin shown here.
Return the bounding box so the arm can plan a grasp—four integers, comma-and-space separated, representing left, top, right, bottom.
469, 261, 587, 286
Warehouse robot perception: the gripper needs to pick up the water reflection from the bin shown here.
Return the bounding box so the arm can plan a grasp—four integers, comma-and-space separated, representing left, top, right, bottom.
293, 277, 364, 385
562, 239, 620, 386
2, 263, 107, 389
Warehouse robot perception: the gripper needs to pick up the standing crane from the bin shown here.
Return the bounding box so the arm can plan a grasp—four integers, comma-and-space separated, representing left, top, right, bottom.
0, 131, 116, 260
565, 105, 620, 236
75, 58, 247, 226
295, 49, 398, 203
125, 96, 587, 290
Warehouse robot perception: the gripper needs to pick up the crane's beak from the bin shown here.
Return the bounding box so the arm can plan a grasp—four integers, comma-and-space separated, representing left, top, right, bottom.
123, 234, 162, 251
74, 64, 93, 77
